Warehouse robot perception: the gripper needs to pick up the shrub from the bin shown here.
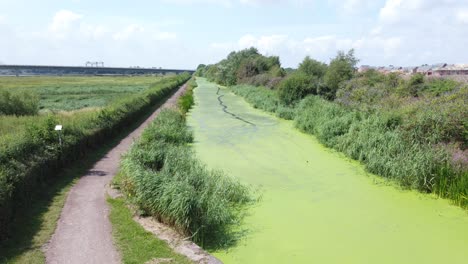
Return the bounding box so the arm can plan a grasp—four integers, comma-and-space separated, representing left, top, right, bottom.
297, 56, 327, 78
278, 73, 318, 105
0, 90, 39, 116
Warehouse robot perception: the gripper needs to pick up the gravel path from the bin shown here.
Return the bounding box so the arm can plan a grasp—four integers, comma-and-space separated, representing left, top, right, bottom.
45, 83, 188, 264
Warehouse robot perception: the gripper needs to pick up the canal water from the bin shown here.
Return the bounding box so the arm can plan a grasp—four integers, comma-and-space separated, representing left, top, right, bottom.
187, 78, 468, 264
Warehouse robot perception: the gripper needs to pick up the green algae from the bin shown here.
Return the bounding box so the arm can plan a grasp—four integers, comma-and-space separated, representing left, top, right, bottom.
186, 78, 468, 264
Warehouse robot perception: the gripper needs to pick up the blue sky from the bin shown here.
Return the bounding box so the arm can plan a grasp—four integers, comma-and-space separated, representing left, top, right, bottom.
0, 0, 467, 69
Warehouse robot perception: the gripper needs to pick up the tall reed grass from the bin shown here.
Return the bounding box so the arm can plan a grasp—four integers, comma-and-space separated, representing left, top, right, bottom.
119, 109, 252, 248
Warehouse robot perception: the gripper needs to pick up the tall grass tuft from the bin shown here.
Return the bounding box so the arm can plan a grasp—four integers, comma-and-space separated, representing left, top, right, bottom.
178, 78, 197, 114
119, 109, 252, 248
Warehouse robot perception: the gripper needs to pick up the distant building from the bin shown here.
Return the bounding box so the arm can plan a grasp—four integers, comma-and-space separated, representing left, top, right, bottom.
358, 65, 372, 73
357, 63, 468, 77
434, 64, 468, 76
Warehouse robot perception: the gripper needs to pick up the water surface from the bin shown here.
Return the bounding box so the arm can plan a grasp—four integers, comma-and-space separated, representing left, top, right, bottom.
187, 78, 468, 264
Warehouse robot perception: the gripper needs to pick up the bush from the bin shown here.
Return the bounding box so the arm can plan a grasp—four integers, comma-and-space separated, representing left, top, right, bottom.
119, 109, 252, 247
0, 90, 39, 116
297, 56, 327, 78
278, 73, 318, 105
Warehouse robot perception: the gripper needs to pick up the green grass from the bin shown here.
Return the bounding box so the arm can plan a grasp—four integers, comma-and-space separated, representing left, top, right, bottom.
108, 197, 192, 264
0, 76, 162, 111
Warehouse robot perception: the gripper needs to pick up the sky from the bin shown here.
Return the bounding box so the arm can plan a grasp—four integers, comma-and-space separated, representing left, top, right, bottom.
0, 0, 467, 69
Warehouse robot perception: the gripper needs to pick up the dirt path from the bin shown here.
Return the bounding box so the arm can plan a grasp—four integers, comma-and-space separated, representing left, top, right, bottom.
45, 84, 188, 264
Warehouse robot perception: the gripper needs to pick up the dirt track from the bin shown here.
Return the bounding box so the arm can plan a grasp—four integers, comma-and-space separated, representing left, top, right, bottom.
45, 83, 188, 264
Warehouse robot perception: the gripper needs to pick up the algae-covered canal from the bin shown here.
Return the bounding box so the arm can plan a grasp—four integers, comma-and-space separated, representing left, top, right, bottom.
187, 79, 468, 264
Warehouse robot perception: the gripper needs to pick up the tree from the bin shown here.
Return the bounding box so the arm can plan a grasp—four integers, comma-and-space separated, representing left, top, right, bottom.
297, 56, 327, 78
278, 73, 318, 105
323, 49, 359, 99
195, 64, 206, 77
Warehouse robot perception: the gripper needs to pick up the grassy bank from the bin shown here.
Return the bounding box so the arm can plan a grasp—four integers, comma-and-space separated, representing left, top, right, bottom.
0, 73, 191, 242
115, 83, 252, 249
108, 197, 192, 264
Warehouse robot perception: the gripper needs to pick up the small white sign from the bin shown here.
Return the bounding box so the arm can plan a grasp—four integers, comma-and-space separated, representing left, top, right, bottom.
54, 125, 63, 131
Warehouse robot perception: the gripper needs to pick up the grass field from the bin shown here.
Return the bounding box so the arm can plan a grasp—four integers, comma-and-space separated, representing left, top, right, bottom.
0, 76, 163, 111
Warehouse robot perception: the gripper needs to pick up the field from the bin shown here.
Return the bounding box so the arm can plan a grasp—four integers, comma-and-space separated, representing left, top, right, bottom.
0, 76, 164, 111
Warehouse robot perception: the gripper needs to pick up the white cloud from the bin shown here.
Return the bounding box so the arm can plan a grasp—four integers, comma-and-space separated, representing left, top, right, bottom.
211, 33, 404, 67
49, 10, 82, 34
238, 34, 288, 53
456, 9, 468, 23
0, 10, 183, 68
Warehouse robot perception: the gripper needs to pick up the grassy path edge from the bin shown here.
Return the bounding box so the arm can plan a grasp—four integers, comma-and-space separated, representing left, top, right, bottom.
107, 186, 222, 264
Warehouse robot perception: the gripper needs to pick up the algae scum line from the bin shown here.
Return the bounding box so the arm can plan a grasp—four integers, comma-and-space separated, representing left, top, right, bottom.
186, 79, 468, 264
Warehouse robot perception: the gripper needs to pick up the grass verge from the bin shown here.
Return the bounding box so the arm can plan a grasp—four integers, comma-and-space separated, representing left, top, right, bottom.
0, 143, 110, 263
108, 197, 192, 264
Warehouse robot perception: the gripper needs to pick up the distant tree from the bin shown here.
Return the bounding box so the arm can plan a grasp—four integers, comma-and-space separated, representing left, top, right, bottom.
195, 64, 206, 77
323, 49, 359, 99
298, 56, 328, 78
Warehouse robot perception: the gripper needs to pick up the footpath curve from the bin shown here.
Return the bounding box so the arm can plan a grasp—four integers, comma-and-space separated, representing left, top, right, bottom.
45, 83, 188, 264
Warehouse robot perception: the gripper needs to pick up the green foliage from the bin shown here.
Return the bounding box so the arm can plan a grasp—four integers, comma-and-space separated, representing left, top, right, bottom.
119, 109, 252, 248
195, 64, 207, 77
278, 73, 318, 105
178, 78, 197, 114
0, 74, 191, 241
230, 85, 296, 120
202, 47, 283, 87
323, 49, 358, 99
297, 56, 327, 78
0, 90, 39, 116
424, 78, 460, 96
231, 85, 280, 113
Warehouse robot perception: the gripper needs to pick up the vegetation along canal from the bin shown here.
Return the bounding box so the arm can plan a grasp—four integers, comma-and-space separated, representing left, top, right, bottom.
187, 78, 468, 264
